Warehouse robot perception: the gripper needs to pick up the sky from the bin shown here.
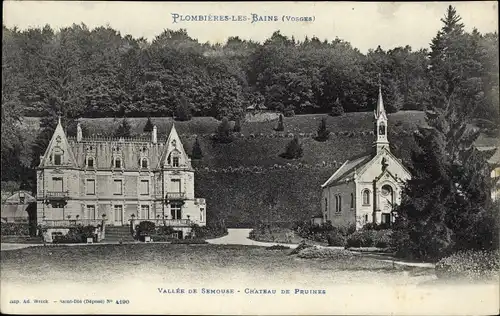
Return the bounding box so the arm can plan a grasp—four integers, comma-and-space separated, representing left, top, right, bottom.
3, 1, 498, 53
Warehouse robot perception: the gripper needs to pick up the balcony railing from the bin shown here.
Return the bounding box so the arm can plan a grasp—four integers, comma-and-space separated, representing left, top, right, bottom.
45, 191, 70, 199
166, 192, 186, 200
41, 219, 103, 227
131, 218, 192, 227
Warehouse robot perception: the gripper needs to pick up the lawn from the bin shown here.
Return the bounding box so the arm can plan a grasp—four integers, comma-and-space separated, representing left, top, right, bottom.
1, 244, 434, 287
3, 244, 498, 316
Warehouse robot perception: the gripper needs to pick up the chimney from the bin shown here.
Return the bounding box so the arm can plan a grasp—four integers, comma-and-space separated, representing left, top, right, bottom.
152, 125, 157, 144
77, 122, 82, 142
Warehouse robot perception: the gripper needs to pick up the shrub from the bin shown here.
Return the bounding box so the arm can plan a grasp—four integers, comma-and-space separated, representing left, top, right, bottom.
330, 106, 344, 117
289, 240, 314, 255
326, 230, 346, 247
191, 137, 203, 159
346, 229, 392, 248
267, 245, 291, 250
280, 135, 303, 159
233, 118, 242, 133
274, 114, 285, 131
114, 117, 131, 138
157, 225, 176, 236
283, 107, 295, 117
135, 221, 156, 238
215, 117, 234, 143
191, 223, 228, 239
315, 117, 330, 142
362, 222, 391, 231
297, 247, 354, 259
149, 235, 171, 242
53, 225, 96, 244
435, 250, 500, 281
1, 223, 30, 236
143, 117, 154, 133
330, 98, 344, 117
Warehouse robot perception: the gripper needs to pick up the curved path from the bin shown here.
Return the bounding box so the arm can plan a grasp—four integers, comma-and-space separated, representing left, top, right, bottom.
206, 228, 299, 248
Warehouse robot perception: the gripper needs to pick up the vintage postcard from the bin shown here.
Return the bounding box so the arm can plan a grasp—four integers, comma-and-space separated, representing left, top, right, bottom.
1, 1, 499, 315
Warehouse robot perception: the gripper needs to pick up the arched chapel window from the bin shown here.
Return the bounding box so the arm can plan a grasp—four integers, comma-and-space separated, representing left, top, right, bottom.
362, 189, 371, 205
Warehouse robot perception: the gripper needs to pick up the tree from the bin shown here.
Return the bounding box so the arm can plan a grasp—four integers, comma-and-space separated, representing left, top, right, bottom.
114, 117, 131, 138
175, 97, 192, 121
392, 6, 498, 261
280, 135, 303, 159
215, 117, 234, 143
233, 117, 242, 133
191, 137, 203, 159
143, 117, 154, 133
274, 114, 284, 131
315, 117, 330, 142
330, 98, 344, 116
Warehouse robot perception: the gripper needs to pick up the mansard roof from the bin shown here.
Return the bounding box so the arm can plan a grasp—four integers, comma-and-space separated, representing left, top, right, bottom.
41, 121, 192, 170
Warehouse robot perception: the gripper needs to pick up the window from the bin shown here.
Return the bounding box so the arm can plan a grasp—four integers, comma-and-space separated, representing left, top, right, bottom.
364, 214, 369, 222
113, 180, 123, 195
86, 179, 95, 195
52, 177, 63, 192
381, 185, 394, 204
141, 205, 150, 219
140, 180, 149, 195
171, 179, 181, 192
350, 193, 354, 209
379, 123, 386, 135
335, 195, 342, 213
200, 208, 204, 222
87, 157, 94, 168
170, 203, 182, 220
362, 190, 371, 206
54, 154, 62, 165
381, 213, 391, 224
172, 156, 179, 167
114, 205, 123, 222
324, 198, 328, 213
141, 158, 148, 168
87, 205, 96, 220
114, 158, 121, 169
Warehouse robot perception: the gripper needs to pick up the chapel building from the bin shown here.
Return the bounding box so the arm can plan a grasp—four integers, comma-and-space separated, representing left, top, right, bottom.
321, 85, 411, 230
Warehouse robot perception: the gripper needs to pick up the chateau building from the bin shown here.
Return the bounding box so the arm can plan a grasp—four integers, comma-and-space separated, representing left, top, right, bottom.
321, 85, 411, 230
36, 119, 206, 237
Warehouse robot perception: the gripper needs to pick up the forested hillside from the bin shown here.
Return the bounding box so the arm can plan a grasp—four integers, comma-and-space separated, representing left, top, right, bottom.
1, 6, 499, 226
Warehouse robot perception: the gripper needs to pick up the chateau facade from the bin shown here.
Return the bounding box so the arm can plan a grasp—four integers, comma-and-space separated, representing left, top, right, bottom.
321, 86, 412, 230
36, 119, 206, 237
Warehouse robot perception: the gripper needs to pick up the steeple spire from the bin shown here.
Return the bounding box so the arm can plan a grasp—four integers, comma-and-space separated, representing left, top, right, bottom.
375, 73, 386, 119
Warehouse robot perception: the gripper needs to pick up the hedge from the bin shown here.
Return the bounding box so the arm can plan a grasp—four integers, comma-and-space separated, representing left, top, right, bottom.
346, 229, 393, 248
435, 250, 500, 281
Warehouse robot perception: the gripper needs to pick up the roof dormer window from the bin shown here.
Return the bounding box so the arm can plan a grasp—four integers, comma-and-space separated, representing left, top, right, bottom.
172, 156, 179, 167
141, 158, 148, 168
87, 157, 94, 168
54, 153, 62, 166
